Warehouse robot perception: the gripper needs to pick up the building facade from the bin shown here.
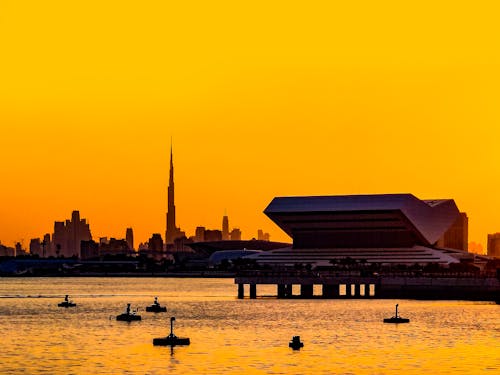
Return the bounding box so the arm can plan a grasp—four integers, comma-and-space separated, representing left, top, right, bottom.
126, 228, 134, 251
52, 211, 92, 258
487, 233, 500, 258
247, 194, 472, 267
222, 215, 229, 240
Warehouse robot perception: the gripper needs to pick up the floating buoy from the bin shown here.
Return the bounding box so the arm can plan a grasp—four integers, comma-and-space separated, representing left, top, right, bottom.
153, 317, 190, 346
383, 304, 410, 323
289, 335, 304, 350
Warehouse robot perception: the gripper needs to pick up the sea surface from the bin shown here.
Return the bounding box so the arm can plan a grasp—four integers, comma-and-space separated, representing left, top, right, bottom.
0, 277, 498, 374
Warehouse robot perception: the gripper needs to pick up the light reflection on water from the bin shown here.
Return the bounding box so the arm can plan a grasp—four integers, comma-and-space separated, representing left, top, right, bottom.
0, 277, 498, 374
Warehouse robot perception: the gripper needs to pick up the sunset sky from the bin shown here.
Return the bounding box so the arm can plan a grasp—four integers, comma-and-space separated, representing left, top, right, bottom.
1, 1, 499, 250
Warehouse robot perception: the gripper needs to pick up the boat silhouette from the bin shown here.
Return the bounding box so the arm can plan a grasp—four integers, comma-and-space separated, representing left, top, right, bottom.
146, 297, 167, 313
58, 295, 76, 308
116, 303, 141, 321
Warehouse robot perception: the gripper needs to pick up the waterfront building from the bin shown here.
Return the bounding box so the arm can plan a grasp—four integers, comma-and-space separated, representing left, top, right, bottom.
487, 233, 500, 258
246, 194, 472, 267
52, 211, 92, 258
165, 144, 182, 245
126, 228, 134, 251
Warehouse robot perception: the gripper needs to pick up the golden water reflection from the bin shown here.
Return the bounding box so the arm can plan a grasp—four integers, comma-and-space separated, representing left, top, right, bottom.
0, 278, 498, 374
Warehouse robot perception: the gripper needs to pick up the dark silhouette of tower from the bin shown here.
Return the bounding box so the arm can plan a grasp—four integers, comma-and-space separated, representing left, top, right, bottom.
52, 210, 92, 258
126, 228, 134, 251
166, 144, 180, 244
222, 213, 229, 240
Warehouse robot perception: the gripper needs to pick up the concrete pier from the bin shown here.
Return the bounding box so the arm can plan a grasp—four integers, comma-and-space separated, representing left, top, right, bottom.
235, 270, 500, 300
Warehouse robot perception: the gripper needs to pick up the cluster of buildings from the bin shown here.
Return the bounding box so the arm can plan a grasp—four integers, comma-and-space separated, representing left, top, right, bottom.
1, 144, 499, 267
13, 146, 270, 260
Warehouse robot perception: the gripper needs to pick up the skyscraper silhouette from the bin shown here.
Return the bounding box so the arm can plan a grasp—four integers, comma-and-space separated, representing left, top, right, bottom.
222, 214, 229, 240
165, 143, 180, 245
126, 227, 134, 251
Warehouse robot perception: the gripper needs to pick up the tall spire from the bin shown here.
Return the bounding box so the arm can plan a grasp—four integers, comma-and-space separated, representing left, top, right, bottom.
169, 141, 174, 192
166, 140, 177, 245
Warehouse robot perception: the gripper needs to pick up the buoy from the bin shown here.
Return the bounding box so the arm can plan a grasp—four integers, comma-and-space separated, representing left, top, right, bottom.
289, 335, 304, 350
153, 317, 190, 346
383, 304, 410, 323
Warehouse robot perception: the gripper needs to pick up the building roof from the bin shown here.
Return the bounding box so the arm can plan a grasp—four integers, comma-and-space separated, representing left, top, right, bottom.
264, 194, 460, 246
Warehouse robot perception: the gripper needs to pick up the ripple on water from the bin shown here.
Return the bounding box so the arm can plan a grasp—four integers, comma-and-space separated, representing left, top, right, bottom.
0, 277, 498, 375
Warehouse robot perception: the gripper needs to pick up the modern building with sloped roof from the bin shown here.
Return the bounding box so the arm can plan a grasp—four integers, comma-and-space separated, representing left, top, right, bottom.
245, 194, 470, 267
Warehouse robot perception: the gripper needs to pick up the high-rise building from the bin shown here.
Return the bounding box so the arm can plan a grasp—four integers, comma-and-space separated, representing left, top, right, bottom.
14, 242, 25, 256
126, 228, 134, 251
204, 230, 222, 242
222, 214, 229, 240
100, 238, 130, 256
257, 229, 270, 241
195, 226, 206, 242
487, 233, 500, 258
52, 211, 92, 258
165, 144, 182, 245
29, 238, 42, 257
42, 233, 51, 257
148, 233, 164, 252
230, 228, 242, 241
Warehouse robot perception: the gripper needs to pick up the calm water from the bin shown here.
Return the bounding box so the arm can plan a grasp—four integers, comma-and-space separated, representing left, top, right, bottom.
0, 277, 498, 374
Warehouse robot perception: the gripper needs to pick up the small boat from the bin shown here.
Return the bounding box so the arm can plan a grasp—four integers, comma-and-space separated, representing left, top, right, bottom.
289, 335, 304, 350
146, 297, 167, 313
116, 304, 141, 322
153, 317, 190, 346
383, 304, 410, 323
58, 295, 76, 308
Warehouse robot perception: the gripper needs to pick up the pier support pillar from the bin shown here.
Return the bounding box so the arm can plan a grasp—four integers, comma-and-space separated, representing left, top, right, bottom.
363, 284, 370, 298
250, 284, 257, 299
300, 284, 313, 298
285, 284, 293, 298
277, 284, 286, 298
238, 284, 244, 299
322, 284, 334, 298
345, 284, 352, 298
354, 284, 360, 298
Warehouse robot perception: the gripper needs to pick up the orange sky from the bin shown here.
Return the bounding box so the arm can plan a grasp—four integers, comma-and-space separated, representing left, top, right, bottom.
1, 1, 499, 250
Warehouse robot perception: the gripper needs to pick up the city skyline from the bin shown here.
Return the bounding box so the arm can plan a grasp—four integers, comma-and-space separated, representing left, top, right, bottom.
1, 1, 500, 252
